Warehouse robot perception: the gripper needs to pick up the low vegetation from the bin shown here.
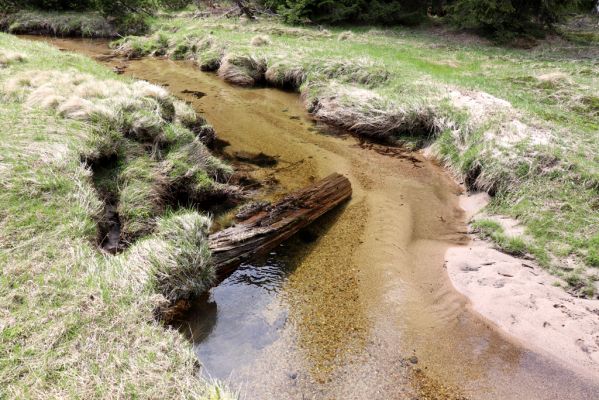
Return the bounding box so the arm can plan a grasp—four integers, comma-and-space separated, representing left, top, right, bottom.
472, 219, 528, 257
0, 33, 237, 398
114, 14, 599, 296
262, 0, 596, 40
0, 10, 122, 37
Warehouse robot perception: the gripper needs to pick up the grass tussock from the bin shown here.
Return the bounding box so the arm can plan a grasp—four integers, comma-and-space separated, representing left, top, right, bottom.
250, 34, 271, 46
338, 31, 354, 41
113, 15, 598, 295
218, 53, 267, 87
125, 212, 215, 302
0, 49, 26, 67
0, 33, 237, 398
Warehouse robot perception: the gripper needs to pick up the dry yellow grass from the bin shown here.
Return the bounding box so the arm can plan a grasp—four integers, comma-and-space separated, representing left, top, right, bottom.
250, 34, 271, 46
0, 49, 26, 66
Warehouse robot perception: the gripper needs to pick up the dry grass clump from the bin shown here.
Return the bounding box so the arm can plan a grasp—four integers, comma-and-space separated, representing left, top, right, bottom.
306, 82, 441, 143
338, 31, 355, 41
3, 71, 190, 152
218, 54, 267, 87
265, 60, 306, 90
125, 211, 214, 302
366, 28, 395, 36
250, 34, 271, 47
168, 34, 206, 60
433, 87, 556, 193
197, 43, 226, 71
162, 138, 238, 206
164, 35, 227, 71
111, 31, 172, 58
536, 71, 573, 88
0, 50, 26, 67
111, 36, 152, 58
445, 88, 553, 150
446, 88, 513, 131
178, 138, 233, 182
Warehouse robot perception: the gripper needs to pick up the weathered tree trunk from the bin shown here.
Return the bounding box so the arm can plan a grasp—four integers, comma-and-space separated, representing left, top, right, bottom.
209, 173, 352, 282
160, 173, 351, 322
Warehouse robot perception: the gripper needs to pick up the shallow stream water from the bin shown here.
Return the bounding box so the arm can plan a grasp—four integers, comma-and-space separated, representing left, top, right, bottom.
23, 36, 599, 399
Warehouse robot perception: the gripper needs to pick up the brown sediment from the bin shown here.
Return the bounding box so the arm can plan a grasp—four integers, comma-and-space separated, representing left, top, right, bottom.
24, 36, 599, 399
283, 202, 369, 381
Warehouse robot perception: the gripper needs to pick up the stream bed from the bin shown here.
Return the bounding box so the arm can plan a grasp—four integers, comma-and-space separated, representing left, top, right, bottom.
24, 36, 599, 399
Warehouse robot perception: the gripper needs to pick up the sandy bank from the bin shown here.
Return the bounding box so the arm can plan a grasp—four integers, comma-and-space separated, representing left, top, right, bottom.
447, 193, 599, 381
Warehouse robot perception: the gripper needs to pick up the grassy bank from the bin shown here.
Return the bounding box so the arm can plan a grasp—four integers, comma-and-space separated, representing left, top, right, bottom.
0, 33, 236, 398
0, 10, 146, 37
115, 15, 599, 296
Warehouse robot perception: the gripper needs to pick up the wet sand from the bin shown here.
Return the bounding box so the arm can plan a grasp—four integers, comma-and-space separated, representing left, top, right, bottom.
23, 36, 599, 399
447, 193, 599, 383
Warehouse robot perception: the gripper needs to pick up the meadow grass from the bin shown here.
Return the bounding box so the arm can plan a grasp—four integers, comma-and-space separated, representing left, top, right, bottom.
0, 10, 120, 37
0, 33, 236, 399
115, 15, 599, 296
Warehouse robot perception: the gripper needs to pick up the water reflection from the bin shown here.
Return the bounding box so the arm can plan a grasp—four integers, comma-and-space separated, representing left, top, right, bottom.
180, 252, 291, 379
224, 256, 290, 294
180, 208, 346, 382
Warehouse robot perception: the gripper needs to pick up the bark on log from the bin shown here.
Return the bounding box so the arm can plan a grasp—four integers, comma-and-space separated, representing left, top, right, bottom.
208, 173, 352, 283
160, 173, 351, 322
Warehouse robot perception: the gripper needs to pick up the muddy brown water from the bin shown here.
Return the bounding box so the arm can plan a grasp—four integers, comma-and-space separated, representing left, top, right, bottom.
23, 36, 599, 399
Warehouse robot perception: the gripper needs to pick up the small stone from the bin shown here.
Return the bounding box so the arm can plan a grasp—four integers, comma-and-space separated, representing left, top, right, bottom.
409, 356, 419, 364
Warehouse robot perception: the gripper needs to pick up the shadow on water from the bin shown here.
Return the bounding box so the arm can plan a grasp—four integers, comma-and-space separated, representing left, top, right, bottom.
176, 206, 347, 380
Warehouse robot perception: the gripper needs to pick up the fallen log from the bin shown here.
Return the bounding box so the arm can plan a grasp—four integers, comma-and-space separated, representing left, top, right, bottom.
160, 173, 351, 322
208, 173, 352, 283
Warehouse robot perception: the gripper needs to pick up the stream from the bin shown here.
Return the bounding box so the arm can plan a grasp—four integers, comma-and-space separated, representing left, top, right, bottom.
24, 36, 599, 399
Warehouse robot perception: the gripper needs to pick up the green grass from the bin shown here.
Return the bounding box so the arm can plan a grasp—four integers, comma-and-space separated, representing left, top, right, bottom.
115, 15, 598, 296
0, 10, 117, 37
472, 219, 530, 257
0, 10, 149, 37
0, 33, 236, 399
